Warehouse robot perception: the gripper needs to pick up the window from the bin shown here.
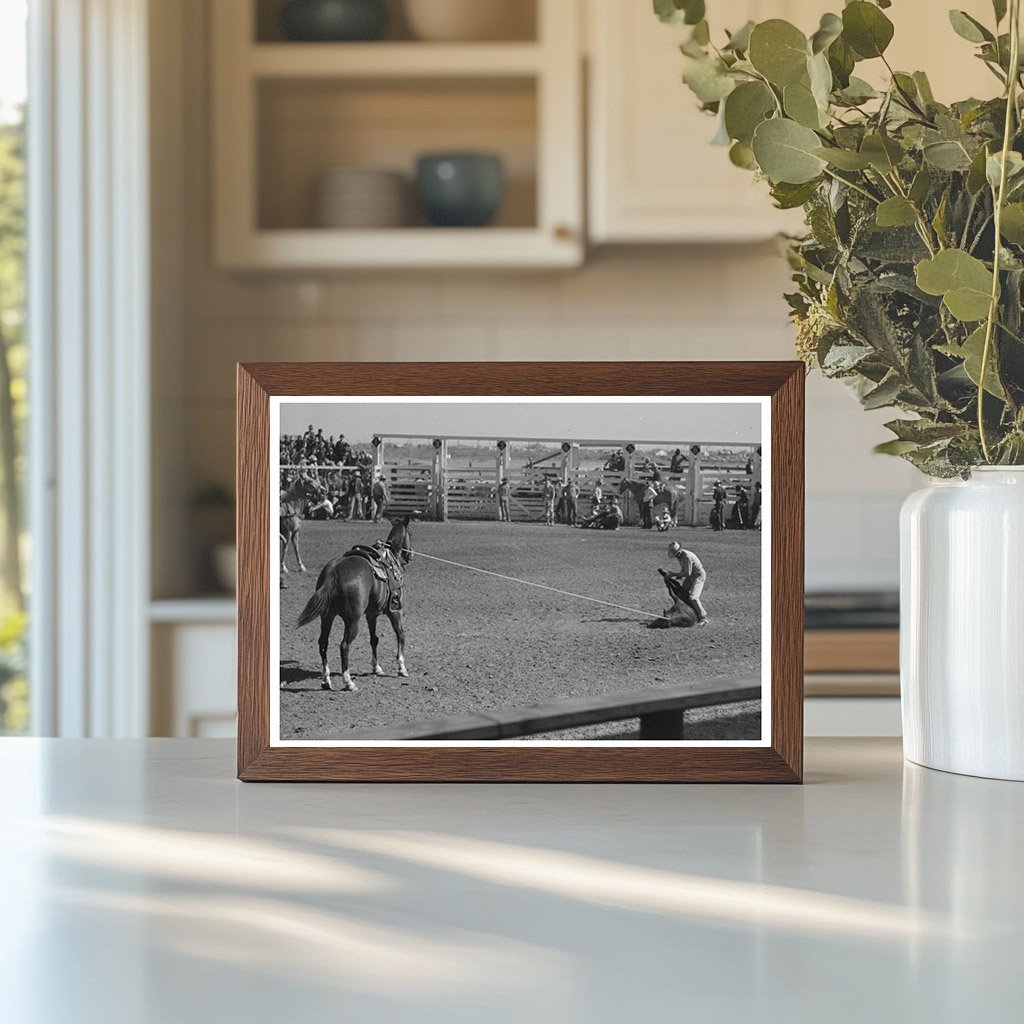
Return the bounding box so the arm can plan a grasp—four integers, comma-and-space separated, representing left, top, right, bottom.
0, 0, 27, 734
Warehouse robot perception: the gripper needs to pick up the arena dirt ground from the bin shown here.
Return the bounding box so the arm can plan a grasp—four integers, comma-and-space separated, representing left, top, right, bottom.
278, 519, 763, 741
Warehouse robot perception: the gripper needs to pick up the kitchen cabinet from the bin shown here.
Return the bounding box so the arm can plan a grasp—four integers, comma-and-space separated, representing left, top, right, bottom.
586, 0, 998, 244
587, 0, 813, 243
211, 0, 583, 269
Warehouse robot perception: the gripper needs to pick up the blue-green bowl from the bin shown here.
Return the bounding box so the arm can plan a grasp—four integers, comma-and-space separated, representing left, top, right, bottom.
281, 0, 388, 42
415, 152, 505, 228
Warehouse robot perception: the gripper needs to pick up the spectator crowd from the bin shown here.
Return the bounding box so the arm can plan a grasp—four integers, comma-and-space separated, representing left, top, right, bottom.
280, 427, 386, 522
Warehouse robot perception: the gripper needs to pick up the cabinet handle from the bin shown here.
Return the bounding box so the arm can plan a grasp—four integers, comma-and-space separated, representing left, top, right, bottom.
553, 224, 574, 241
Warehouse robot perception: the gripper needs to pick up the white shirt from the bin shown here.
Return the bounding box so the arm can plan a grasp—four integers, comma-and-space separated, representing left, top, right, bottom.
673, 549, 706, 579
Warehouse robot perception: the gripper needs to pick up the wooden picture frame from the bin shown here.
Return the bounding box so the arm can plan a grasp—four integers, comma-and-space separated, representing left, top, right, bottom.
238, 362, 804, 782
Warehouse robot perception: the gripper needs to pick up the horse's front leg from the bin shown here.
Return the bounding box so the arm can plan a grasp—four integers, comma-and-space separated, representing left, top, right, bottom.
318, 614, 335, 691
280, 534, 289, 573
367, 612, 384, 676
291, 529, 307, 573
387, 610, 409, 677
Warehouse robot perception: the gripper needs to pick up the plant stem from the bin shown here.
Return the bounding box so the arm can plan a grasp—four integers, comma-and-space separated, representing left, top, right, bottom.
884, 171, 939, 254
979, 0, 1021, 462
822, 167, 880, 204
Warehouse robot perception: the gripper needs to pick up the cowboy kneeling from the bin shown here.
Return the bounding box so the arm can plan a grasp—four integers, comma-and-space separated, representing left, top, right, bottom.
660, 541, 709, 627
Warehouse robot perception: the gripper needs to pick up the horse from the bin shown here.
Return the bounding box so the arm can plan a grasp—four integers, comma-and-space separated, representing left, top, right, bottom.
295, 516, 414, 692
280, 473, 326, 573
618, 479, 679, 526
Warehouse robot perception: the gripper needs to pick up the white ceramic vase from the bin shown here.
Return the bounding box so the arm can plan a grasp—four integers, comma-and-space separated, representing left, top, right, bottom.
901, 467, 1024, 781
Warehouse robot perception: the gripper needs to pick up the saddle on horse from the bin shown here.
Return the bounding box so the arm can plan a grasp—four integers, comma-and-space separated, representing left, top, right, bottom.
344, 543, 405, 612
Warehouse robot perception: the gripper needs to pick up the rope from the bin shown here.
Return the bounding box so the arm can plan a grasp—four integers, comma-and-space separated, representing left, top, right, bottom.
411, 550, 665, 621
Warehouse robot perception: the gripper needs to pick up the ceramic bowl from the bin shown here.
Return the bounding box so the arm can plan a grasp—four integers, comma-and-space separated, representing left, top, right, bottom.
316, 168, 407, 228
415, 152, 504, 228
281, 0, 388, 42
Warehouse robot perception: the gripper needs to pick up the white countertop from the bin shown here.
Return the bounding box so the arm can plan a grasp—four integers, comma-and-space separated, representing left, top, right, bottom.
0, 738, 1020, 1023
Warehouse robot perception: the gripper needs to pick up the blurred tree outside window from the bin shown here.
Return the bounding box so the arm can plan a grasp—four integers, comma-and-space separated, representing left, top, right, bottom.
0, 0, 28, 733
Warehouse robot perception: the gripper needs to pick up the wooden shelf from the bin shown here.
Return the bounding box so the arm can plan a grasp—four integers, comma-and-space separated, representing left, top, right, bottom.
249, 42, 544, 79
218, 227, 580, 270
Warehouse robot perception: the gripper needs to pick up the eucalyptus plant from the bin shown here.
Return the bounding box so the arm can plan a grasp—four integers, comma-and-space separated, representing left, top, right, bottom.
657, 0, 1024, 475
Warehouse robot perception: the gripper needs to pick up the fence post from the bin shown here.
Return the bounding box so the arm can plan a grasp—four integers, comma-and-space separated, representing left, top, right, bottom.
624, 446, 636, 525
686, 447, 702, 527
436, 440, 448, 522
639, 710, 685, 740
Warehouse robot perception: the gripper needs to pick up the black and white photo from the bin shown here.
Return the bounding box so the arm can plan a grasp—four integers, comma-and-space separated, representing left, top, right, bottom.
271, 396, 770, 746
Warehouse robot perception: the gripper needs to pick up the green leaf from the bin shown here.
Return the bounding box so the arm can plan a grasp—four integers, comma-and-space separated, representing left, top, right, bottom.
810, 12, 843, 54
771, 180, 820, 209
723, 81, 775, 144
784, 80, 824, 129
814, 146, 872, 170
948, 10, 994, 44
874, 438, 922, 455
967, 144, 991, 194
653, 0, 705, 26
827, 36, 856, 88
923, 140, 972, 171
724, 20, 755, 53
1000, 203, 1024, 245
876, 197, 918, 228
807, 51, 833, 108
748, 20, 809, 86
842, 1, 895, 59
909, 164, 933, 205
986, 150, 1024, 191
932, 190, 950, 247
860, 133, 904, 173
729, 140, 757, 169
913, 71, 935, 104
884, 418, 964, 443
938, 325, 1005, 398
862, 374, 903, 409
837, 76, 879, 104
993, 0, 1008, 24
751, 118, 828, 184
915, 250, 994, 322
682, 57, 736, 104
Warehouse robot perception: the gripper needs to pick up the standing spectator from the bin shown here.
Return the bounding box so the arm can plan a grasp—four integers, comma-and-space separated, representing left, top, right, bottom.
641, 478, 658, 530
542, 477, 557, 526
711, 480, 728, 532
750, 482, 762, 531
497, 477, 512, 522
371, 473, 390, 523
591, 481, 603, 513
670, 448, 686, 473
346, 472, 364, 521
563, 480, 580, 527
361, 470, 373, 519
729, 485, 750, 530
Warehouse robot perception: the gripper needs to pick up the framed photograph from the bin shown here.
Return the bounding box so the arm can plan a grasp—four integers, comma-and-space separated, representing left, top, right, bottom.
237, 362, 803, 782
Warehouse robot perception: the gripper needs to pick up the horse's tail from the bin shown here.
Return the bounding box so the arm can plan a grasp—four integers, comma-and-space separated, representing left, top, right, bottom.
296, 569, 336, 628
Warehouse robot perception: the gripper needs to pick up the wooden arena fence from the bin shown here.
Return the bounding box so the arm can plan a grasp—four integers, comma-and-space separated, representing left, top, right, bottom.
282, 437, 762, 527
342, 678, 762, 741
372, 434, 762, 526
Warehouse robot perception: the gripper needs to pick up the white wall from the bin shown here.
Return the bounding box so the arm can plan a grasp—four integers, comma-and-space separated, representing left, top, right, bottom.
152, 0, 920, 599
